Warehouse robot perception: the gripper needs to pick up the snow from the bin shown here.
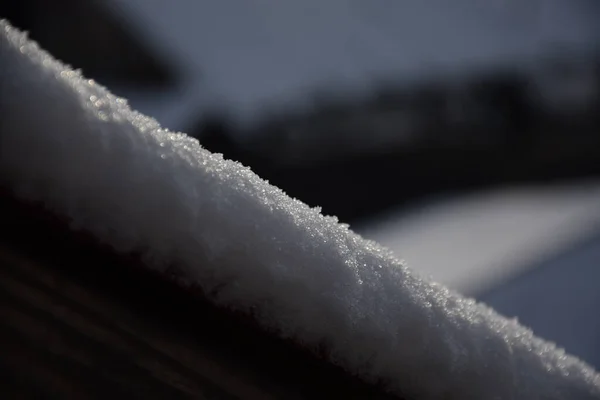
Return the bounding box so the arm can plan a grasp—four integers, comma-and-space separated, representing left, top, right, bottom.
1, 21, 600, 399
482, 231, 600, 369
358, 184, 600, 295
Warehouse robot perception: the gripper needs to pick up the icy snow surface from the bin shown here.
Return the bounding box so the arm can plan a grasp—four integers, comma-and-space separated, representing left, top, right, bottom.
1, 21, 599, 399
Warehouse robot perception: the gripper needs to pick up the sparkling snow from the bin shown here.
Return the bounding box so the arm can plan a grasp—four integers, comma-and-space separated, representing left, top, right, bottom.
1, 21, 599, 399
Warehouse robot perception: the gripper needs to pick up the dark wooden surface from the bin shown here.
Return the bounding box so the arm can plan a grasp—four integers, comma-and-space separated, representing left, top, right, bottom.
0, 193, 405, 399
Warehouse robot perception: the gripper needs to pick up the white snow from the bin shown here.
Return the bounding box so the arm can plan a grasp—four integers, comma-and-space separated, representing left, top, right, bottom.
1, 21, 599, 399
359, 184, 600, 295
481, 232, 600, 369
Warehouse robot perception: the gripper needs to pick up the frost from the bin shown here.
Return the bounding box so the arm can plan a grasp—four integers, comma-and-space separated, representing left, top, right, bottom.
1, 20, 599, 399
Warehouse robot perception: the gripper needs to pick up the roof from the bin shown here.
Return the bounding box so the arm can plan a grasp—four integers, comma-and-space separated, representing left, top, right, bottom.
1, 20, 599, 399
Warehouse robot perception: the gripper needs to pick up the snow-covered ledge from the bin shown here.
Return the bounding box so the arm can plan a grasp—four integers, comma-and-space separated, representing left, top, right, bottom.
1, 21, 598, 399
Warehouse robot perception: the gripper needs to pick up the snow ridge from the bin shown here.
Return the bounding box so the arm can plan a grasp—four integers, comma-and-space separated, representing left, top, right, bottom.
1, 21, 599, 399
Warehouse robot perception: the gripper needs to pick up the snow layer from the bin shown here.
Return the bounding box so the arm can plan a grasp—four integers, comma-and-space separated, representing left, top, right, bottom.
1, 21, 599, 399
359, 185, 600, 295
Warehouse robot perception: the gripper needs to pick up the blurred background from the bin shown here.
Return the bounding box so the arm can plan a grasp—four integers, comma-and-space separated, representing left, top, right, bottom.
3, 0, 600, 367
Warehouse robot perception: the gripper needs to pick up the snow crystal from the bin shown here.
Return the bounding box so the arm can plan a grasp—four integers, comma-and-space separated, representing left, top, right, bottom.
1, 20, 599, 399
